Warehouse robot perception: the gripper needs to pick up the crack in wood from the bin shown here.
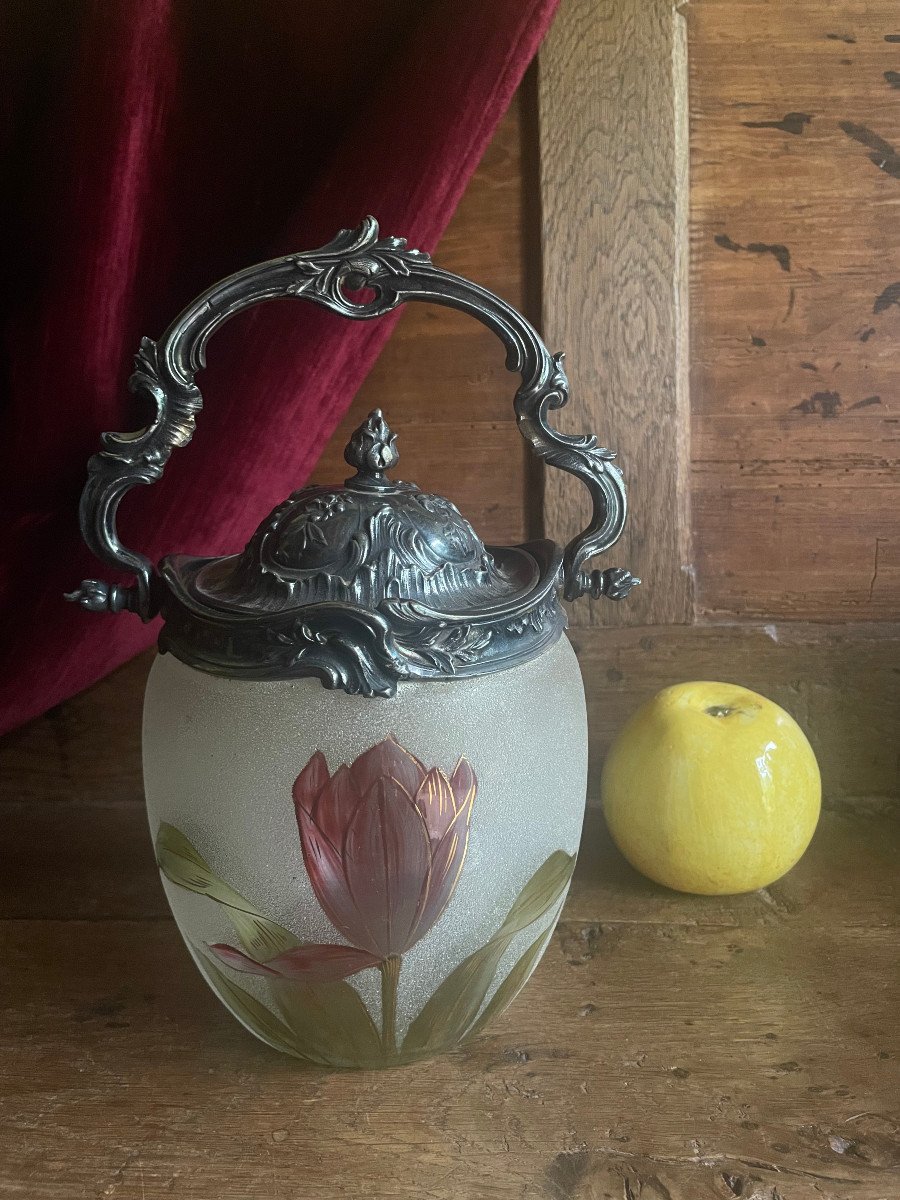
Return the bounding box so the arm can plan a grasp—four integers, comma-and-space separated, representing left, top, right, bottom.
868, 537, 886, 602
595, 1146, 866, 1186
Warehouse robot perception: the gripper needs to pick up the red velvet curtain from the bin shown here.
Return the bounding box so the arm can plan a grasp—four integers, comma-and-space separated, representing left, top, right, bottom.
0, 0, 557, 736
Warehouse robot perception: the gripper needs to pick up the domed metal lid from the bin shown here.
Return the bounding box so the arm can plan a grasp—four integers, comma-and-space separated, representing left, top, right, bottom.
157, 410, 566, 695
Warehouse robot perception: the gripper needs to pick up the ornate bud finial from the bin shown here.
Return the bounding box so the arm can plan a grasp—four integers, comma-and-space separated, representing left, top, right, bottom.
344, 409, 399, 487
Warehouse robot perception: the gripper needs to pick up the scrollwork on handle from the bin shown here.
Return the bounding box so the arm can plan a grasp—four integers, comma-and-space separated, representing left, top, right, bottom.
66, 216, 638, 619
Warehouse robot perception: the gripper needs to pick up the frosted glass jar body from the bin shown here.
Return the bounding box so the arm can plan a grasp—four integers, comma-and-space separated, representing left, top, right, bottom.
143, 635, 587, 1067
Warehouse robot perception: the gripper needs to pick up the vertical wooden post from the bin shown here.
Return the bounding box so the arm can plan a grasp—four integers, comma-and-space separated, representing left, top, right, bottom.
538, 0, 692, 626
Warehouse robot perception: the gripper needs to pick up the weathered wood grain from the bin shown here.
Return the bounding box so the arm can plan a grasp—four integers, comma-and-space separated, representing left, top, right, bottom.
1, 806, 897, 1200
538, 0, 692, 627
309, 96, 537, 548
689, 0, 900, 619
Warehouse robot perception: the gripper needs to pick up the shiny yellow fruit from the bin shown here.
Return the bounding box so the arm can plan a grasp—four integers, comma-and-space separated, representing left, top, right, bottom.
601, 682, 821, 895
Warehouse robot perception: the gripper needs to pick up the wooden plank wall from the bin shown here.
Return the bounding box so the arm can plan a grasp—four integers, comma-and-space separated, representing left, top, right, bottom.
690, 0, 900, 620
538, 0, 899, 627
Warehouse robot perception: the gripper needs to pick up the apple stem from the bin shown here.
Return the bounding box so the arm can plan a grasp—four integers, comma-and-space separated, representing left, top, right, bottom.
705, 705, 734, 718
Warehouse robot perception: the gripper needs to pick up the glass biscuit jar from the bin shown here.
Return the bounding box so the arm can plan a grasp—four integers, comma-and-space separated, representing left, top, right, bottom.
67, 219, 638, 1067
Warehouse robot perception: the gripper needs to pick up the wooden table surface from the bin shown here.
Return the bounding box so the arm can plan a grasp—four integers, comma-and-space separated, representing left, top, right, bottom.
1, 781, 898, 1199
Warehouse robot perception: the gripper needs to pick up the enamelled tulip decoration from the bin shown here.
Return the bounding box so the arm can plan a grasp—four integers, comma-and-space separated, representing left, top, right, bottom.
156, 735, 576, 1067
208, 738, 476, 1053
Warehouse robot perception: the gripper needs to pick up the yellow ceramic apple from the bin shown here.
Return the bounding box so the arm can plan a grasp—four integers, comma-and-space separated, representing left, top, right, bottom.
601, 682, 821, 895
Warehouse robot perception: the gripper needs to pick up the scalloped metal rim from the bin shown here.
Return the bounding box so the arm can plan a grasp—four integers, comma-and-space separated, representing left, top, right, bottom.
157, 541, 566, 697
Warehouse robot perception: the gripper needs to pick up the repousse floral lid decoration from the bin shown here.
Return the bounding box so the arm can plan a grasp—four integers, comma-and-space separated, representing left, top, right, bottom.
158, 410, 566, 696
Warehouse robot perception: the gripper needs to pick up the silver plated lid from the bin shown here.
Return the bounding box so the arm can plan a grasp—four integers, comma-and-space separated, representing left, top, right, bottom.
66, 218, 639, 696
157, 410, 566, 694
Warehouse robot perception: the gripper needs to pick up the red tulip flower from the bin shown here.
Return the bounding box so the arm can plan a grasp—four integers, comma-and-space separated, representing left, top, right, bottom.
295, 736, 476, 958
209, 736, 476, 989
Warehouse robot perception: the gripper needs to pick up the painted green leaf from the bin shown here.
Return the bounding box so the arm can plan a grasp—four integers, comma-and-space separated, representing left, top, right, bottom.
402, 934, 511, 1055
402, 849, 576, 1055
156, 822, 298, 959
468, 926, 553, 1039
199, 952, 311, 1061
495, 850, 576, 939
270, 977, 383, 1068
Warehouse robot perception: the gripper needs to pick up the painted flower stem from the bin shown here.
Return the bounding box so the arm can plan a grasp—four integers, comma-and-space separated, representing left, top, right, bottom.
379, 955, 401, 1055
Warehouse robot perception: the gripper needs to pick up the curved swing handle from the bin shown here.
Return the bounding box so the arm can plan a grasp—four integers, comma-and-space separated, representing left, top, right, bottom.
66, 217, 638, 620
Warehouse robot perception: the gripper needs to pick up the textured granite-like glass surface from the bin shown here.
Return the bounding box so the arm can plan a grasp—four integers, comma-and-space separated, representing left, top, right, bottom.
143, 637, 588, 1050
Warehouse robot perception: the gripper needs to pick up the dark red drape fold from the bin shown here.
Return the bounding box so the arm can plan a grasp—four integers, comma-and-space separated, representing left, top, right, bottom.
0, 0, 558, 735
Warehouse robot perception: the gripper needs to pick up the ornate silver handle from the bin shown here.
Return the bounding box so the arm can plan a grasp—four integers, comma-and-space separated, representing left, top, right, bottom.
66, 217, 638, 620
